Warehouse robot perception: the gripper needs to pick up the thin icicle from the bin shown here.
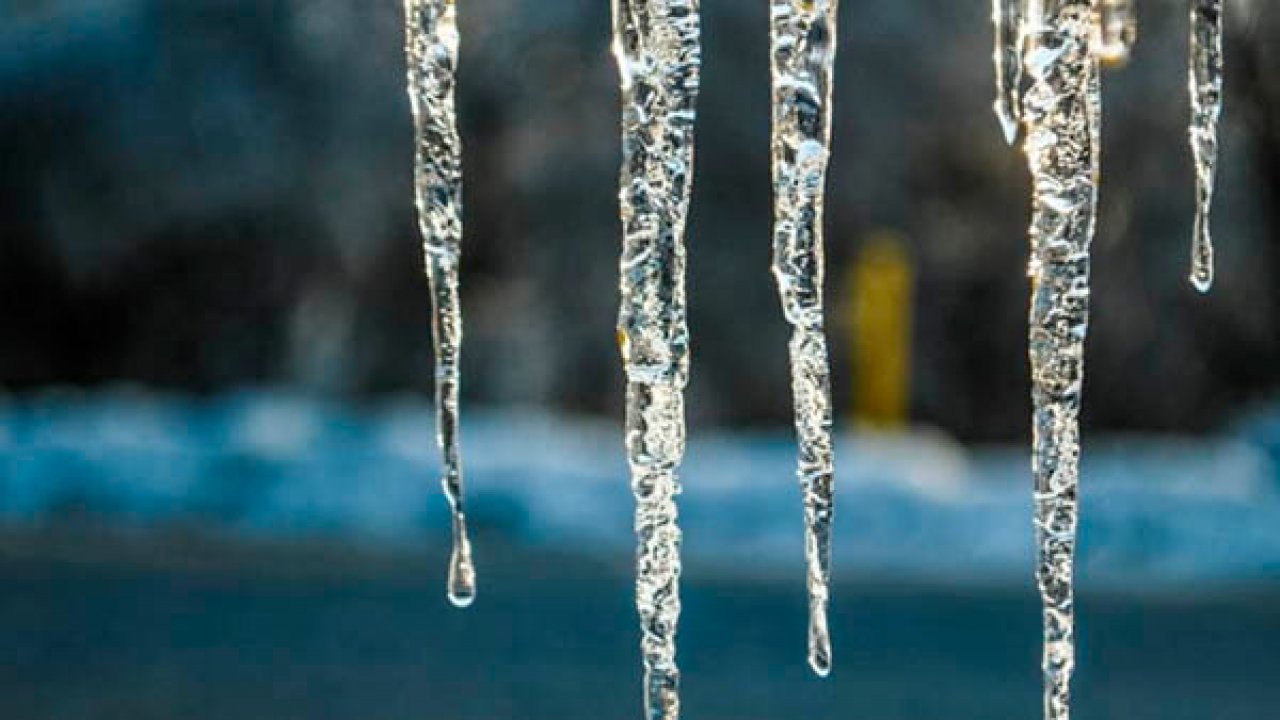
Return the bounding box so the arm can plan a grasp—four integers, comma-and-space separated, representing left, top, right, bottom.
1021, 3, 1100, 719
993, 0, 1026, 144
1188, 0, 1224, 293
1095, 0, 1137, 66
404, 0, 475, 607
610, 1, 701, 718
769, 0, 838, 679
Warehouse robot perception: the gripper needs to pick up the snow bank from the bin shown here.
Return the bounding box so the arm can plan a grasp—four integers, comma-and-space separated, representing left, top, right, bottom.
1, 389, 1277, 588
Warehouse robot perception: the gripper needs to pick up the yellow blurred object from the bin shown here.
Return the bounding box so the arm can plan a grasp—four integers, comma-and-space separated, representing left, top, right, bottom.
844, 232, 912, 430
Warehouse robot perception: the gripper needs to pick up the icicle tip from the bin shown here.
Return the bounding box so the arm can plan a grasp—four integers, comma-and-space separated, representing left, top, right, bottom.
447, 541, 477, 608
997, 111, 1020, 147
808, 648, 832, 678
1190, 268, 1214, 294
808, 609, 832, 677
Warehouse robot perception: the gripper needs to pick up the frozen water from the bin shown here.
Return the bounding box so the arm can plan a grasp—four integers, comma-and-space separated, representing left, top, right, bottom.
1188, 0, 1224, 292
770, 0, 839, 678
1021, 3, 1101, 719
993, 0, 1025, 144
1095, 0, 1137, 65
404, 0, 475, 607
611, 1, 702, 717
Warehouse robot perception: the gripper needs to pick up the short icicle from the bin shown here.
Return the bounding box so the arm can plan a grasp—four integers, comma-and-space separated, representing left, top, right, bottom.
404, 0, 476, 608
1188, 0, 1224, 293
769, 0, 839, 678
1095, 0, 1137, 66
610, 1, 701, 718
993, 0, 1026, 144
1020, 2, 1102, 719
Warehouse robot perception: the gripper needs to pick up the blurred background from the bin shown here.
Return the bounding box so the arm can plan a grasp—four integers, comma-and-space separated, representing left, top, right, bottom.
2, 0, 1279, 718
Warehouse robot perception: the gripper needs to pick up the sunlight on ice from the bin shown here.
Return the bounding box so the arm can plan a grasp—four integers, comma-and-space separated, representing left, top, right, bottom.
1188, 0, 1224, 293
611, 1, 702, 717
404, 0, 476, 607
1095, 0, 1137, 66
1022, 3, 1100, 718
770, 0, 839, 678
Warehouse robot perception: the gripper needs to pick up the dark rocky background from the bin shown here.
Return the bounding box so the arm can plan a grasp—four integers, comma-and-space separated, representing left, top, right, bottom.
1, 0, 1277, 438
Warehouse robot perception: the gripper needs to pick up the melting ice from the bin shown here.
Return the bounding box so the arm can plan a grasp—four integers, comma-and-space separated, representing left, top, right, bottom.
404, 0, 476, 607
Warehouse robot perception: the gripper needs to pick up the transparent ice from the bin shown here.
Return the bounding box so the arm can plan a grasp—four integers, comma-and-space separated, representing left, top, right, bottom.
993, 0, 1026, 144
1095, 0, 1137, 65
611, 1, 701, 718
1188, 0, 1224, 292
404, 0, 476, 607
770, 0, 838, 678
1022, 3, 1101, 719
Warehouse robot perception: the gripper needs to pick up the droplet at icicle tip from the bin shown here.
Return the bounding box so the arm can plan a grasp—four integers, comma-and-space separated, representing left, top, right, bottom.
404, 0, 477, 608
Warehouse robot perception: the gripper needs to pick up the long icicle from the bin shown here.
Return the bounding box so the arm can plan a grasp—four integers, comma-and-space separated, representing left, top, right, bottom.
993, 0, 1026, 144
1188, 0, 1224, 292
1021, 2, 1101, 719
769, 0, 838, 678
404, 0, 475, 607
611, 1, 701, 718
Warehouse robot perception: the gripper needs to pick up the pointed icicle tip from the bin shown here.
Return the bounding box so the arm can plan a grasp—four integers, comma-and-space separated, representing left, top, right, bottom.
447, 544, 477, 608
996, 106, 1019, 147
1190, 267, 1214, 294
447, 586, 476, 608
808, 618, 832, 677
1191, 219, 1215, 294
808, 648, 832, 678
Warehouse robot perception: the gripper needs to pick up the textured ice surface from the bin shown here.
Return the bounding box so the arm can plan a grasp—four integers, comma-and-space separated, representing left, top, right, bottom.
1021, 4, 1101, 719
1095, 0, 1137, 65
611, 1, 701, 717
770, 0, 838, 679
404, 0, 475, 607
1188, 0, 1224, 292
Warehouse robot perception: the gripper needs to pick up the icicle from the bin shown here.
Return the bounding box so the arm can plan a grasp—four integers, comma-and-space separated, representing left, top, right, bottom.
1095, 0, 1137, 66
993, 0, 1026, 144
610, 1, 701, 718
404, 0, 476, 608
1188, 0, 1224, 293
1020, 2, 1100, 719
769, 0, 838, 679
